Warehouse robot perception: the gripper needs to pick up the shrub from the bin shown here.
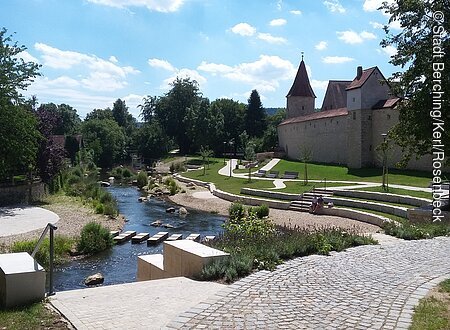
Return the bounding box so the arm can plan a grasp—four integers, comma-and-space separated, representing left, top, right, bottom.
122, 168, 132, 178
252, 204, 269, 218
77, 222, 113, 254
170, 162, 185, 173
383, 220, 450, 240
136, 171, 148, 189
95, 203, 104, 214
228, 202, 246, 221
10, 236, 74, 268
103, 202, 118, 216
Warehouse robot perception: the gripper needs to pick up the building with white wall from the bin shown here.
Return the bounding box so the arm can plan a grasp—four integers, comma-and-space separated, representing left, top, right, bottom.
277, 58, 430, 170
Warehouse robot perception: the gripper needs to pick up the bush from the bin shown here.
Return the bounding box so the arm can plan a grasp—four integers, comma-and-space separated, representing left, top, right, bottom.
251, 204, 269, 218
383, 220, 450, 240
136, 171, 148, 189
228, 202, 246, 221
170, 162, 185, 173
122, 168, 132, 178
77, 222, 113, 254
103, 202, 118, 216
10, 236, 74, 268
95, 203, 104, 214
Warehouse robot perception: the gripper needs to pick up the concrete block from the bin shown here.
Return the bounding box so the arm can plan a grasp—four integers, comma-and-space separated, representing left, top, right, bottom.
0, 252, 46, 309
137, 254, 169, 281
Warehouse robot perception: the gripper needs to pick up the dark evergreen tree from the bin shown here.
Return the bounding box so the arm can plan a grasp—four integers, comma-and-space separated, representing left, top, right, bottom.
245, 90, 267, 138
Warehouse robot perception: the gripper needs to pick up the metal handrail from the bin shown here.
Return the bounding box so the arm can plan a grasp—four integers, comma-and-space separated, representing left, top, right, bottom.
32, 223, 57, 296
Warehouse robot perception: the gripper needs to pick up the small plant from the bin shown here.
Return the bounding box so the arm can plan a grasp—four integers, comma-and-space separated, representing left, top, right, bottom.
77, 222, 113, 254
136, 171, 148, 189
228, 202, 246, 221
10, 236, 74, 268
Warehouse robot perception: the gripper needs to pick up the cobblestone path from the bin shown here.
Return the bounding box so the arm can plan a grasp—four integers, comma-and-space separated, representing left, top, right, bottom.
167, 236, 450, 329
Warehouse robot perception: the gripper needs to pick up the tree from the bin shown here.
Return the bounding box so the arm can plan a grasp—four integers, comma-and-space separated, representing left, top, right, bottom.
381, 0, 449, 166
0, 100, 41, 182
152, 77, 204, 154
134, 120, 169, 164
245, 90, 267, 138
82, 119, 126, 168
244, 142, 256, 183
299, 146, 312, 185
210, 98, 245, 151
85, 108, 114, 121
199, 146, 213, 175
112, 99, 129, 127
35, 104, 67, 183
55, 104, 81, 135
0, 27, 41, 102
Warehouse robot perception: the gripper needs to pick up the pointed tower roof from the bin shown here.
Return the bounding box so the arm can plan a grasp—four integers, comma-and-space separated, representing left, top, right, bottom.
287, 57, 316, 98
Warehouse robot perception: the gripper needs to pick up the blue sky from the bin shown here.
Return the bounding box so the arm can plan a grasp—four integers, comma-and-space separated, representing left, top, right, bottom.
1, 0, 399, 119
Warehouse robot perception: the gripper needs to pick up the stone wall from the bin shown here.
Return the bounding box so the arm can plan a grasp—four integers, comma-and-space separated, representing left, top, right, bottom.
278, 114, 348, 164
287, 96, 315, 118
0, 182, 47, 206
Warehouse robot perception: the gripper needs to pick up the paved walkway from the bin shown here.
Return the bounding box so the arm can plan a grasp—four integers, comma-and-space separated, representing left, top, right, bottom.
47, 236, 450, 329
0, 206, 59, 237
166, 236, 450, 329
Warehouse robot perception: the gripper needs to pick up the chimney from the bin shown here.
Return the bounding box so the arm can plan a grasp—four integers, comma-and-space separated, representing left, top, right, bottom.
357, 66, 363, 80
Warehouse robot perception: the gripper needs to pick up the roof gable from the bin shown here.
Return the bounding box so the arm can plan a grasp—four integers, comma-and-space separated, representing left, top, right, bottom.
321, 80, 351, 111
346, 67, 390, 91
287, 60, 316, 98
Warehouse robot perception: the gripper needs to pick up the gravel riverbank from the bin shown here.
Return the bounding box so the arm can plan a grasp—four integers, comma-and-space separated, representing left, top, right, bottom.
169, 180, 381, 234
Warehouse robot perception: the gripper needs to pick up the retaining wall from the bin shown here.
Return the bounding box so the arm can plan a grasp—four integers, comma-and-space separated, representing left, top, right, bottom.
0, 182, 47, 206
333, 189, 430, 207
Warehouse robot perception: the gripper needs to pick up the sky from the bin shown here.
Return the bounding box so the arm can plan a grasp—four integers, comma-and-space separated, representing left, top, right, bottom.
1, 0, 400, 119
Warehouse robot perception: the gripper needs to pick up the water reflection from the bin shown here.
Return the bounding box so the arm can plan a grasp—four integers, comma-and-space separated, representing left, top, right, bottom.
53, 186, 225, 291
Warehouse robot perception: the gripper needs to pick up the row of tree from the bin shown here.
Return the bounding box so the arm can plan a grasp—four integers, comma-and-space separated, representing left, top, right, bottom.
0, 27, 284, 184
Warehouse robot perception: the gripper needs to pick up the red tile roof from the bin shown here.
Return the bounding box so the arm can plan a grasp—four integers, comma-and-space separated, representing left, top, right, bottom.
372, 98, 401, 109
279, 107, 348, 126
346, 67, 378, 90
287, 60, 316, 98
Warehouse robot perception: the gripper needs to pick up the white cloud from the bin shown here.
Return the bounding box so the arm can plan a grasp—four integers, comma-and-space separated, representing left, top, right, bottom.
323, 0, 345, 13
315, 41, 328, 51
86, 0, 184, 13
337, 30, 376, 44
16, 50, 39, 64
148, 58, 176, 71
322, 56, 354, 64
360, 31, 377, 40
257, 33, 287, 44
34, 43, 139, 91
381, 45, 397, 57
231, 23, 256, 37
270, 18, 287, 26
311, 80, 329, 90
290, 10, 302, 15
163, 68, 207, 89
109, 55, 118, 63
123, 93, 146, 118
363, 0, 394, 12
370, 21, 384, 29
198, 55, 296, 92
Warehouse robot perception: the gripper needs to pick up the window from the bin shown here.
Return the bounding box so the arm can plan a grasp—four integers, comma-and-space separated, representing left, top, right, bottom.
302, 106, 305, 110
352, 97, 356, 102
369, 145, 372, 151
387, 114, 391, 120
353, 112, 356, 120
368, 115, 372, 120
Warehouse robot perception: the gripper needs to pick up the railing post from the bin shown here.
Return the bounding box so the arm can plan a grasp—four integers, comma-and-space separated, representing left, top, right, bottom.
48, 224, 57, 296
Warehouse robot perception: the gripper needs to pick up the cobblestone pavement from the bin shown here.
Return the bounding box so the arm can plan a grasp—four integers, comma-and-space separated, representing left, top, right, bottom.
167, 236, 450, 329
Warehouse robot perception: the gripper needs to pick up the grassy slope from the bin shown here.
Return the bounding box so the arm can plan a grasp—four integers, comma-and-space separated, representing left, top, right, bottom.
353, 186, 431, 199
270, 160, 432, 187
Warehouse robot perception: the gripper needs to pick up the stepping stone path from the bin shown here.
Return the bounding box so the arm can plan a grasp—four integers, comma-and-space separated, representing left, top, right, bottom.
167, 236, 450, 329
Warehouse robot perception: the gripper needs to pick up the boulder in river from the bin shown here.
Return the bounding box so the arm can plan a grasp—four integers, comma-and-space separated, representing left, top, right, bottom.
166, 207, 176, 213
151, 220, 162, 227
84, 273, 104, 286
178, 207, 188, 215
162, 223, 174, 229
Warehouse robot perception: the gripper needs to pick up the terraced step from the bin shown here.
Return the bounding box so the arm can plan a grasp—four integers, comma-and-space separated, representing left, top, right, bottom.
311, 188, 334, 197
289, 200, 311, 212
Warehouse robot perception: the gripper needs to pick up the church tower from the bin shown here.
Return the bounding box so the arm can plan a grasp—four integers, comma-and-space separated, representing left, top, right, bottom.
286, 55, 316, 118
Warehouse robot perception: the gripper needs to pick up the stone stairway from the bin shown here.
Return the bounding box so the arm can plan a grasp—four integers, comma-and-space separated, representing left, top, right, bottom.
289, 188, 334, 212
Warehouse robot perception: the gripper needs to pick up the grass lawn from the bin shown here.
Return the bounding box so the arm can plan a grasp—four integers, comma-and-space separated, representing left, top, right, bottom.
182, 159, 278, 195
270, 159, 433, 187
0, 301, 69, 329
353, 186, 432, 200
278, 181, 361, 194
410, 278, 450, 330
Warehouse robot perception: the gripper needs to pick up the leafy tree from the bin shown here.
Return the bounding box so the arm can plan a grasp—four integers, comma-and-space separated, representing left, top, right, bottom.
381, 0, 449, 166
299, 146, 312, 185
35, 105, 67, 183
84, 108, 114, 122
244, 142, 256, 182
112, 98, 129, 127
82, 119, 126, 168
210, 98, 245, 151
199, 145, 213, 175
0, 27, 40, 102
0, 100, 41, 182
152, 77, 204, 154
55, 103, 81, 135
261, 108, 286, 151
245, 90, 267, 138
134, 120, 169, 163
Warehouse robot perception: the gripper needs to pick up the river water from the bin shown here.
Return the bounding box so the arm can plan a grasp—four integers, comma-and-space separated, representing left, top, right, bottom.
53, 186, 225, 291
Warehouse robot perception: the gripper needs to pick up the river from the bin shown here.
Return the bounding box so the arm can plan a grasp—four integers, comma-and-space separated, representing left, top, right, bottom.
53, 186, 225, 291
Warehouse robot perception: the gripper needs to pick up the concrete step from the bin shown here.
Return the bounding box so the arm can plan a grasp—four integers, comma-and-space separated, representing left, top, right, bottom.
312, 188, 333, 196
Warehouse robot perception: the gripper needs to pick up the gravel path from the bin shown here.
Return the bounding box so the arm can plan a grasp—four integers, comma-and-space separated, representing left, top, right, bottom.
0, 196, 124, 248
169, 181, 381, 234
